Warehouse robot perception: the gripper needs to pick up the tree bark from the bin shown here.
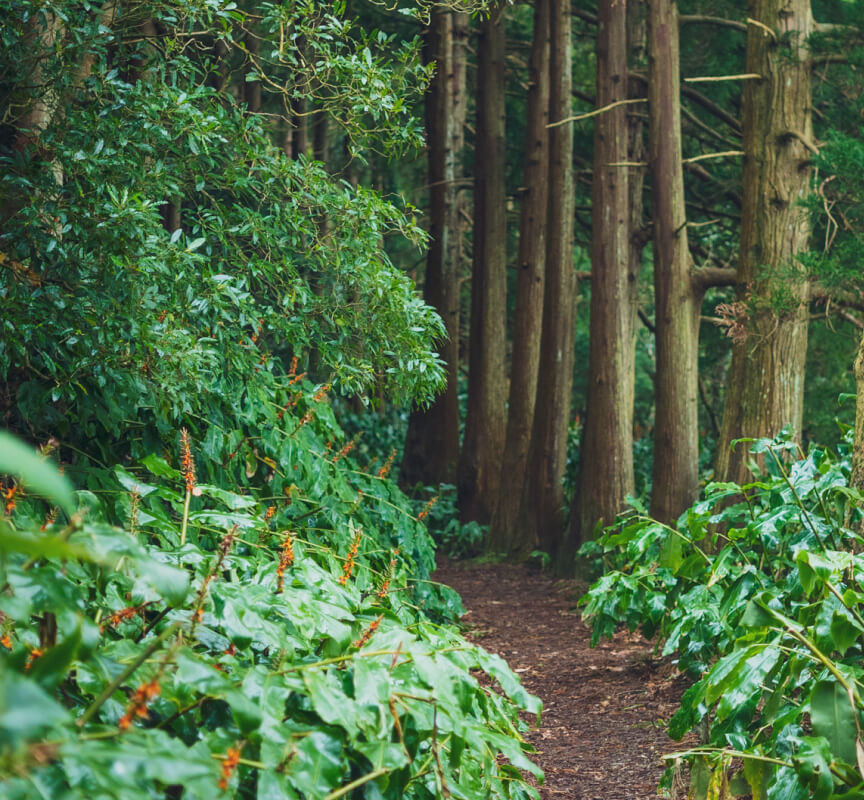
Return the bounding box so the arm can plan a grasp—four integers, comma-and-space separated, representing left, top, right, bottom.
518, 0, 575, 559
244, 32, 261, 113
401, 10, 468, 488
459, 4, 508, 523
648, 0, 701, 524
714, 0, 812, 484
572, 0, 635, 544
489, 0, 550, 554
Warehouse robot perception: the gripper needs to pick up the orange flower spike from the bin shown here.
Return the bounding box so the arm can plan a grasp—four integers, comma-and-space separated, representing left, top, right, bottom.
118, 680, 160, 732
339, 531, 362, 585
0, 634, 11, 650
332, 437, 357, 464
4, 484, 18, 516
352, 616, 383, 649
264, 505, 276, 521
219, 746, 242, 791
179, 428, 200, 496
376, 449, 397, 479
417, 496, 438, 521
288, 355, 298, 379
313, 383, 330, 402
41, 506, 58, 531
275, 534, 295, 594
25, 648, 43, 670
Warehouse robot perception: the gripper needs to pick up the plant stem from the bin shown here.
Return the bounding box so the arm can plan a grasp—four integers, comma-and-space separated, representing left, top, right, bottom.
77, 625, 176, 727
322, 768, 389, 800
180, 489, 191, 546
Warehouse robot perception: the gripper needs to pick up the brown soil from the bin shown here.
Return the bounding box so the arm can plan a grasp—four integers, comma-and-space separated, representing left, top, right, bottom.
435, 558, 691, 799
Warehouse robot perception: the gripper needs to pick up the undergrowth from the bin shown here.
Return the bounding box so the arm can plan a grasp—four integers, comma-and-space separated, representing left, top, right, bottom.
0, 375, 541, 799
582, 431, 864, 800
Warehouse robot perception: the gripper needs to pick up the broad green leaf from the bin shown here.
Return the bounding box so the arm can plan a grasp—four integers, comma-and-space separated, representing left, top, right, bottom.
0, 432, 75, 513
810, 680, 858, 766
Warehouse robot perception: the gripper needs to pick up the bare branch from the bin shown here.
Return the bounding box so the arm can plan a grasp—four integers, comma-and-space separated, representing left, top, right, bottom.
691, 266, 738, 293
684, 73, 762, 84
548, 97, 647, 128
679, 15, 747, 32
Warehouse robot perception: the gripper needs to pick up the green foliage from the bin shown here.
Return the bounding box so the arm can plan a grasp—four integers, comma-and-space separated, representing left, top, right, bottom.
581, 432, 864, 799
1, 0, 444, 458
0, 410, 541, 798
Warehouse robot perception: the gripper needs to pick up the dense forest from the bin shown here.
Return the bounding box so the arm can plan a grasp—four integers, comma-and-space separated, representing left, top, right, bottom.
3, 0, 864, 796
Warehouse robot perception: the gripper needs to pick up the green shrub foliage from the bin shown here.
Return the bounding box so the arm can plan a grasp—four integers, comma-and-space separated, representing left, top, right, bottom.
0, 391, 541, 798
582, 433, 864, 799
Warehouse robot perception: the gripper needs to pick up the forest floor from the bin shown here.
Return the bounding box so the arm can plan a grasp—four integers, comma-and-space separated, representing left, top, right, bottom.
435, 558, 692, 799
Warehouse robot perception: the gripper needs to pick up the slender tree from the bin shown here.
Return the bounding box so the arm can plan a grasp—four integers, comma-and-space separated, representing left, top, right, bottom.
647, 0, 700, 524
459, 4, 508, 523
401, 10, 468, 487
518, 0, 575, 558
572, 0, 635, 543
715, 0, 813, 483
489, 0, 550, 555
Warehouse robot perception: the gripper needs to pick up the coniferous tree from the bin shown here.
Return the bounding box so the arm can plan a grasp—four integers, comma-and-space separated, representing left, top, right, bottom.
402, 10, 468, 487
460, 3, 508, 523
489, 0, 549, 556
518, 0, 575, 557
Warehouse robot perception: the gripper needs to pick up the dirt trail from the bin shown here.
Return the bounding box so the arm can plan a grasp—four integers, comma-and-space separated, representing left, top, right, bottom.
435, 559, 690, 799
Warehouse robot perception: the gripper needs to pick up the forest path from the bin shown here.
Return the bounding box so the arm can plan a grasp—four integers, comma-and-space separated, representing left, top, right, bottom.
435, 559, 689, 799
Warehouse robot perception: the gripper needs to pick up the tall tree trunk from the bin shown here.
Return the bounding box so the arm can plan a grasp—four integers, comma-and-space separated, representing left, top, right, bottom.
459, 4, 508, 523
401, 11, 468, 488
489, 0, 550, 554
244, 32, 261, 113
313, 106, 328, 165
648, 0, 700, 524
572, 0, 635, 544
714, 0, 812, 484
518, 0, 575, 559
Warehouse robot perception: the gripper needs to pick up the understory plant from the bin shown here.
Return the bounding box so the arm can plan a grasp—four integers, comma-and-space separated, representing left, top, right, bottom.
581, 431, 864, 799
0, 379, 541, 799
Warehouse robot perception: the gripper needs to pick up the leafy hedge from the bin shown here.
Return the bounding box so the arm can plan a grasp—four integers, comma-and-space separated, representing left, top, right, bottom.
582, 433, 864, 800
0, 381, 541, 799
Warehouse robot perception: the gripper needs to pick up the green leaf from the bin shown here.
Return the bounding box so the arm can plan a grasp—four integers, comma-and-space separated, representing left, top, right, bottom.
287, 731, 344, 795
810, 680, 858, 766
0, 431, 75, 513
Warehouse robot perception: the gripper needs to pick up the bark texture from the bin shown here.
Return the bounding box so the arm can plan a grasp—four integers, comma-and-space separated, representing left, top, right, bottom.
459, 5, 508, 523
648, 0, 700, 524
401, 11, 468, 487
573, 0, 635, 543
518, 0, 575, 559
715, 0, 812, 484
489, 0, 550, 554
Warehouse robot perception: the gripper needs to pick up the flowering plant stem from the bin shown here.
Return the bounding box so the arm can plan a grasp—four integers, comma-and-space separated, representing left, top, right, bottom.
77, 625, 177, 727
180, 489, 191, 546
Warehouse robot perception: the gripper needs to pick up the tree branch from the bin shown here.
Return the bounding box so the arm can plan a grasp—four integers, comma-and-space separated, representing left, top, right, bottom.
691, 266, 738, 293
679, 15, 747, 32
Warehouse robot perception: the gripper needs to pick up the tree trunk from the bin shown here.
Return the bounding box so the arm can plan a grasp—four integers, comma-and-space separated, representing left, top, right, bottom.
648, 0, 701, 524
714, 0, 812, 485
313, 106, 328, 165
489, 0, 550, 554
459, 5, 508, 523
572, 0, 635, 544
401, 11, 468, 488
518, 0, 575, 559
244, 32, 261, 113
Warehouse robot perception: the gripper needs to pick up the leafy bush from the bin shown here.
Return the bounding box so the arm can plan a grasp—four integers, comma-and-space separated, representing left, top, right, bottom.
581, 432, 864, 799
0, 385, 541, 798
